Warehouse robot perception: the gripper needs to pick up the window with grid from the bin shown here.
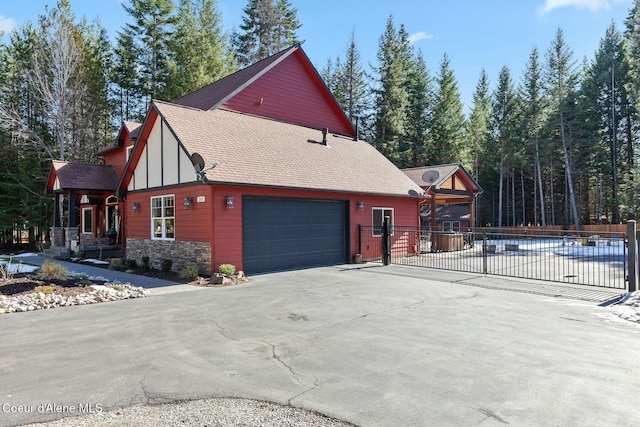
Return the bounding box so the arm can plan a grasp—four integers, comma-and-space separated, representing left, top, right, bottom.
151, 195, 175, 240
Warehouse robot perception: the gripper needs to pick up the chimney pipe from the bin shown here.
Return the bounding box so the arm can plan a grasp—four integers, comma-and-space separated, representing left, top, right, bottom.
322, 128, 328, 146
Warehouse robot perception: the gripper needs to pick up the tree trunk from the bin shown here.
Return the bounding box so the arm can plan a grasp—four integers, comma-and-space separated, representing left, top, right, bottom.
560, 112, 581, 230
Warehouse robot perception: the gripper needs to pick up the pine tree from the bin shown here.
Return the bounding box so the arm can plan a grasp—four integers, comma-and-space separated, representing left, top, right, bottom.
342, 29, 368, 126
404, 49, 431, 167
371, 16, 409, 165
165, 0, 237, 100
429, 53, 466, 165
0, 24, 54, 244
520, 47, 548, 227
76, 18, 115, 160
490, 66, 521, 227
122, 0, 176, 104
467, 69, 491, 226
112, 31, 143, 122
544, 28, 581, 229
234, 0, 301, 67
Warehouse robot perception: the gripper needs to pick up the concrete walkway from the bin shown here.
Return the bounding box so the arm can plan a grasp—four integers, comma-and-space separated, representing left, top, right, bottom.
1, 263, 639, 426
13, 254, 197, 295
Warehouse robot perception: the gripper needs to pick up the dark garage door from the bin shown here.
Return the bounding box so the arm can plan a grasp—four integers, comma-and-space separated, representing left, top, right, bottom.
242, 197, 348, 274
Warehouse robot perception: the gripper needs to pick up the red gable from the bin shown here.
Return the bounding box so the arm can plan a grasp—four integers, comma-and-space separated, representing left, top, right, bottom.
174, 45, 356, 137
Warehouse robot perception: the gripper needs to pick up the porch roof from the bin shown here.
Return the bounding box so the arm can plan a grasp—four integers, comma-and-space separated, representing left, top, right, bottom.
46, 160, 119, 194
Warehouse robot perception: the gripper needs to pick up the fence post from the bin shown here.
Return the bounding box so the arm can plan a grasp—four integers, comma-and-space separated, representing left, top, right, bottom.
628, 220, 637, 292
482, 233, 488, 275
382, 216, 391, 265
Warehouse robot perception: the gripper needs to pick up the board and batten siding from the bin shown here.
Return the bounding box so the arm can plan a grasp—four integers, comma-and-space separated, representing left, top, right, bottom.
127, 116, 197, 192
223, 50, 354, 136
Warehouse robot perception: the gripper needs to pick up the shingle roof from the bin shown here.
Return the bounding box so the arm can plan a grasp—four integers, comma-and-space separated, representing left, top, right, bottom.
50, 160, 119, 193
123, 121, 142, 139
174, 46, 297, 111
403, 164, 462, 188
153, 101, 423, 197
97, 121, 143, 155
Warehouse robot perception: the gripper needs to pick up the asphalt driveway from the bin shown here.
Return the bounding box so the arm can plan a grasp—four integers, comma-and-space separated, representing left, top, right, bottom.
1, 264, 639, 426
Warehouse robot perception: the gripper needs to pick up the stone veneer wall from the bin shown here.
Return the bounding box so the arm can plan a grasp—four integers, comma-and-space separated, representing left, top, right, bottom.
126, 238, 212, 275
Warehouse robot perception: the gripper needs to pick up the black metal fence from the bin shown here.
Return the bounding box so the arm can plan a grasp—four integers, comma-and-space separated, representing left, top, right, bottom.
358, 225, 628, 289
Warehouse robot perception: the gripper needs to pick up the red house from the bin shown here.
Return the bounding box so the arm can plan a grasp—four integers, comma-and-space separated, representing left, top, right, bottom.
46, 45, 423, 274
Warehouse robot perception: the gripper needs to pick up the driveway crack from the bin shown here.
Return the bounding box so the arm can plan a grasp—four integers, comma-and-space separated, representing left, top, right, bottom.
208, 319, 239, 341
139, 375, 170, 405
287, 374, 320, 405
259, 339, 304, 386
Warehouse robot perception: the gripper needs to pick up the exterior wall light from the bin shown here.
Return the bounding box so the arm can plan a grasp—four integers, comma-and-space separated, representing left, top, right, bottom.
131, 202, 140, 213
226, 196, 234, 209
357, 201, 364, 211
184, 197, 193, 209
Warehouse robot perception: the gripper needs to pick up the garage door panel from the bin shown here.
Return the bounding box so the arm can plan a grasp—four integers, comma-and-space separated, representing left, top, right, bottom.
243, 197, 348, 274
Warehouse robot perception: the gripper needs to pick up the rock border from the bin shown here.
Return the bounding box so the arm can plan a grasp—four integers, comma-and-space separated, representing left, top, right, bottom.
0, 283, 149, 314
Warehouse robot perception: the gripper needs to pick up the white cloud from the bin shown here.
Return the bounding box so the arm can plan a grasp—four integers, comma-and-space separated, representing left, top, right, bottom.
409, 31, 435, 44
0, 15, 15, 33
539, 0, 626, 14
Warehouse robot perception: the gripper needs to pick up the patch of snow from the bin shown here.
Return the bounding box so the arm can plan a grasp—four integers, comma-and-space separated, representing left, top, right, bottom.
0, 259, 39, 274
600, 291, 640, 327
9, 252, 39, 258
82, 258, 110, 265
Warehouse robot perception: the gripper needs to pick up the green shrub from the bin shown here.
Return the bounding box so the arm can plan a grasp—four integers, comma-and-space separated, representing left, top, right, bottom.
110, 258, 123, 268
160, 258, 173, 272
126, 259, 138, 269
34, 285, 55, 295
141, 256, 150, 270
77, 279, 93, 287
183, 265, 200, 280
218, 264, 236, 276
36, 261, 68, 280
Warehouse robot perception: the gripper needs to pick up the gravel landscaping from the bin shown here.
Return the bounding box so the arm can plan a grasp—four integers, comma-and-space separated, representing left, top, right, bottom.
20, 398, 354, 427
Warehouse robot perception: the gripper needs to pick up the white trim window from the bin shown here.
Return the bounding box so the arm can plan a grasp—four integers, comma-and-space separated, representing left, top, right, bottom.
81, 207, 93, 234
151, 195, 175, 240
126, 145, 134, 161
372, 207, 394, 236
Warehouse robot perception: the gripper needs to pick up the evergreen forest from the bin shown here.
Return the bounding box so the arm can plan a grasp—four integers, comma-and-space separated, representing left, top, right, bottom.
2, 0, 640, 245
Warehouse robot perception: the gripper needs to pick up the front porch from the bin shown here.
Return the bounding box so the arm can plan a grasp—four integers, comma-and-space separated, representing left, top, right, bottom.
44, 161, 122, 260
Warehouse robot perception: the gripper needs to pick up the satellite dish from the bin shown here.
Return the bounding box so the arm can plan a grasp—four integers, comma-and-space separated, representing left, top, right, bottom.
191, 152, 205, 172
422, 170, 440, 185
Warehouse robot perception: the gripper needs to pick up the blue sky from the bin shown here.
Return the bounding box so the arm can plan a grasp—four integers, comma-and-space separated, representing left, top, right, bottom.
0, 0, 633, 111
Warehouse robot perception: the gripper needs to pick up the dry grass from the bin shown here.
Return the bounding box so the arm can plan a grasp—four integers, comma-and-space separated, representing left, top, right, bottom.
35, 261, 68, 281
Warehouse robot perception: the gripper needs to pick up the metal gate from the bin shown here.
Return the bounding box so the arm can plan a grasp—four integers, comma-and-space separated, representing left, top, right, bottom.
358, 223, 630, 290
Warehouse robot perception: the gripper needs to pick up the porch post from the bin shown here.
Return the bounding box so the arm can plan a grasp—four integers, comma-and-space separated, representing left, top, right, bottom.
53, 194, 61, 227
628, 220, 637, 293
50, 194, 64, 247
67, 191, 76, 228
430, 193, 436, 251
65, 191, 79, 251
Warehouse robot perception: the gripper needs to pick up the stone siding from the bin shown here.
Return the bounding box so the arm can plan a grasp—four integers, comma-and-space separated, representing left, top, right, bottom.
125, 239, 212, 274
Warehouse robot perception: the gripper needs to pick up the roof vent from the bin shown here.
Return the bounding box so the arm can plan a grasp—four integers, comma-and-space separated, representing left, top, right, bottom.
322, 128, 328, 146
